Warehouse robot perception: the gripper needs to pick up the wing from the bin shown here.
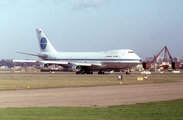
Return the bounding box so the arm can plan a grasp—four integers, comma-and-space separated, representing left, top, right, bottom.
39, 61, 102, 67
70, 62, 103, 67
38, 60, 103, 69
14, 59, 103, 71
38, 60, 69, 66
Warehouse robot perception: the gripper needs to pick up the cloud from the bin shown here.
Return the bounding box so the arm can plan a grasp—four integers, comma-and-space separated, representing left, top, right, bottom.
74, 0, 107, 10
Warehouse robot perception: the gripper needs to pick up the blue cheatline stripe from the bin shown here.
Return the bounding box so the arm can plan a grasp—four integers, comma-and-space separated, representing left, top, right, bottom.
43, 58, 141, 62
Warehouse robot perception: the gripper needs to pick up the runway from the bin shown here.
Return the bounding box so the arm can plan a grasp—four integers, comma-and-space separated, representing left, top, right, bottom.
0, 82, 183, 108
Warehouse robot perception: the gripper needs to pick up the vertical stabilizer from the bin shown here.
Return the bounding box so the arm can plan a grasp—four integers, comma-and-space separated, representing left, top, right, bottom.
36, 29, 57, 53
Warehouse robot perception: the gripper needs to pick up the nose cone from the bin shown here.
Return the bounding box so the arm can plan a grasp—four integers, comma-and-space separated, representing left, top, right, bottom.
128, 52, 141, 63
135, 54, 141, 63
125, 51, 141, 63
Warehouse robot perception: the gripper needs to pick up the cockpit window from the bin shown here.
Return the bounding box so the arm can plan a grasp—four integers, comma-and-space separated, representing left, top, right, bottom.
128, 51, 134, 53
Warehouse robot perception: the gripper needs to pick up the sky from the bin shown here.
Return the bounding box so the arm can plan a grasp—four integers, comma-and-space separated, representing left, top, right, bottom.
0, 0, 183, 60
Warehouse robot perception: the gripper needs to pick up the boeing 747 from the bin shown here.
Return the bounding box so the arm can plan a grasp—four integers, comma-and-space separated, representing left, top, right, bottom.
16, 29, 141, 74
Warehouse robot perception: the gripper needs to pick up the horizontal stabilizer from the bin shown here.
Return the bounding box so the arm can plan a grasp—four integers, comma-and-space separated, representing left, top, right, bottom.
13, 59, 37, 63
16, 52, 48, 59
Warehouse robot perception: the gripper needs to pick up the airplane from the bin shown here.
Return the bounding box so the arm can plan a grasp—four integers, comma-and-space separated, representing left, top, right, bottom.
15, 29, 141, 74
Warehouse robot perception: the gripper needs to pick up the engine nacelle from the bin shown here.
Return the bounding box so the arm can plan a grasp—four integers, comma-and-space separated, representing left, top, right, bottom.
70, 64, 81, 72
35, 61, 49, 69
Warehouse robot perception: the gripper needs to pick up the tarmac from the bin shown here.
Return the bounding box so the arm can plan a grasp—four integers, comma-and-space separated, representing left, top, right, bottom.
0, 82, 183, 108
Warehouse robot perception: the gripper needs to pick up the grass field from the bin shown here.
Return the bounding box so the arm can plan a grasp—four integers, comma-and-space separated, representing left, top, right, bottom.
0, 72, 183, 90
0, 72, 183, 120
0, 99, 183, 120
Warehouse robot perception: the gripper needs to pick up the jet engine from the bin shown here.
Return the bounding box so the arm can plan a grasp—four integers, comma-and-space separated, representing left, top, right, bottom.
35, 61, 49, 69
70, 64, 81, 72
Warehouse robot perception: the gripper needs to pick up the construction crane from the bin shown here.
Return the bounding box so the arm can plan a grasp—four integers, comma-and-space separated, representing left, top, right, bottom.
143, 46, 180, 70
152, 46, 173, 63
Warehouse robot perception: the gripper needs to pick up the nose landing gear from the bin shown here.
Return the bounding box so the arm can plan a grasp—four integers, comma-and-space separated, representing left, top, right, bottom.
125, 69, 131, 75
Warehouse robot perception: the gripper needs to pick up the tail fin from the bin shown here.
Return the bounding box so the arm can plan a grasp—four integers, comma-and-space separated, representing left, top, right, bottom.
36, 29, 57, 53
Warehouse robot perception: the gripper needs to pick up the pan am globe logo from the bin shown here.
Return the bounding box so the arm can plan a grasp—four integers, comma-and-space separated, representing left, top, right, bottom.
40, 37, 47, 50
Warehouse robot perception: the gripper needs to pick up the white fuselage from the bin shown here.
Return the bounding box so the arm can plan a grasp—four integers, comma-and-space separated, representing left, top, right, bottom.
40, 49, 141, 70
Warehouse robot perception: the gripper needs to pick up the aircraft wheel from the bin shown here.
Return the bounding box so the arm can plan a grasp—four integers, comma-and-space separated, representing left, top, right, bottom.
76, 71, 81, 74
98, 71, 105, 74
87, 71, 93, 74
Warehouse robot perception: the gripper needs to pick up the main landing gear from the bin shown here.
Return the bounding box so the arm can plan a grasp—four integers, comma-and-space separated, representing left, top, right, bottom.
125, 69, 131, 75
76, 68, 93, 74
98, 70, 105, 74
76, 69, 105, 75
76, 71, 93, 74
